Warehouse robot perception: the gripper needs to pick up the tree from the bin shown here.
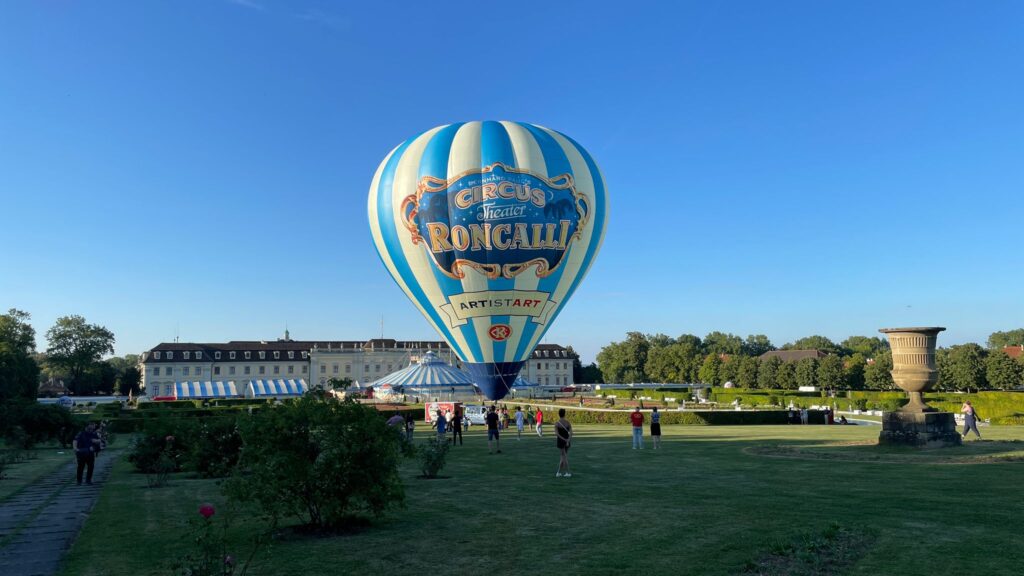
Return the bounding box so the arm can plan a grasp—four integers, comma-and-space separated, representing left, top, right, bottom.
735, 356, 759, 388
841, 336, 889, 358
985, 351, 1023, 390
719, 356, 740, 385
941, 344, 987, 392
795, 358, 818, 389
843, 353, 867, 390
596, 332, 650, 383
579, 363, 604, 384
775, 361, 797, 390
702, 332, 744, 356
565, 345, 584, 384
864, 351, 894, 390
698, 353, 722, 385
119, 366, 142, 396
743, 334, 775, 357
757, 356, 782, 389
987, 329, 1024, 350
816, 355, 845, 390
783, 335, 841, 356
45, 316, 115, 395
0, 309, 40, 401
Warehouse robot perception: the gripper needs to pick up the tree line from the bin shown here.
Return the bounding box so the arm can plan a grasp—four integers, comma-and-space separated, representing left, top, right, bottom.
1, 309, 140, 401
582, 330, 1024, 391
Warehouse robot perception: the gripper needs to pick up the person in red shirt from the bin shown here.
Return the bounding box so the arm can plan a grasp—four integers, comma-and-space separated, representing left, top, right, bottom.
630, 407, 644, 449
535, 408, 544, 437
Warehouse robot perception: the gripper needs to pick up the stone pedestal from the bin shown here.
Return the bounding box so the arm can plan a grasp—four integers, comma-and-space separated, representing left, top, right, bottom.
878, 411, 961, 448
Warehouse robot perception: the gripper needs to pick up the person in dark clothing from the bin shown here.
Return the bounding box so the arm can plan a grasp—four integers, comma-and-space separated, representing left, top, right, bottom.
961, 401, 982, 440
555, 408, 573, 477
73, 423, 100, 485
451, 408, 464, 446
485, 405, 501, 454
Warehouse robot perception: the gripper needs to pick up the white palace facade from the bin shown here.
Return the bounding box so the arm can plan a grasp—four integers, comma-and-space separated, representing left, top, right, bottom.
139, 335, 577, 398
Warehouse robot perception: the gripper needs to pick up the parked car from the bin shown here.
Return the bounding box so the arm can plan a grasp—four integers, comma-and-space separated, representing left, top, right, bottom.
462, 404, 488, 426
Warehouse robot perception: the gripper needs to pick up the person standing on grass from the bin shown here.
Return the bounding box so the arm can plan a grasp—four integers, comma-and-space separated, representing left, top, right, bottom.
555, 408, 573, 478
515, 406, 525, 440
650, 407, 662, 449
452, 407, 464, 446
800, 407, 809, 425
404, 413, 415, 443
486, 405, 502, 454
73, 422, 99, 485
535, 407, 544, 437
961, 401, 982, 440
435, 409, 447, 442
630, 407, 644, 449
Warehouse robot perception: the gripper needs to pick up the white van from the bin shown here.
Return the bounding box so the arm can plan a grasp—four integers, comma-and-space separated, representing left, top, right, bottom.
462, 405, 488, 426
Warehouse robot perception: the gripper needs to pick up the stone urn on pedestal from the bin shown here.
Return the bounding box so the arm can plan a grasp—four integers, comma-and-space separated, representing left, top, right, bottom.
877, 327, 961, 447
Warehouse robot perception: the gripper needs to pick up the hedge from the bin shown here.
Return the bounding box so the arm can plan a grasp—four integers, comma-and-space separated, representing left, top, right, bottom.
540, 408, 825, 426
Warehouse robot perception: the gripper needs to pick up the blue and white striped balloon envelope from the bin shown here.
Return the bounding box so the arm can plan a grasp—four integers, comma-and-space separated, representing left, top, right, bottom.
368, 121, 608, 400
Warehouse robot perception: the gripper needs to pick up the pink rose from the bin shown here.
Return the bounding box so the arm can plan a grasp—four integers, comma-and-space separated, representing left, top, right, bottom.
199, 504, 215, 519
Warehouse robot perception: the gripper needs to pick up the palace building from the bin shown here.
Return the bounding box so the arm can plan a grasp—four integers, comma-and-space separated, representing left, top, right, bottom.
139, 333, 577, 397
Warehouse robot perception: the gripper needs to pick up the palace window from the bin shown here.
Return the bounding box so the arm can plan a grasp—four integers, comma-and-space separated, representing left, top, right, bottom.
320, 364, 326, 374
259, 366, 266, 375
154, 351, 161, 360
196, 351, 203, 360
229, 351, 236, 359
333, 364, 339, 374
153, 367, 160, 376
301, 352, 308, 359
259, 351, 265, 360
244, 352, 251, 359
302, 366, 307, 374
183, 367, 190, 376
273, 366, 280, 375
165, 367, 172, 376
244, 366, 251, 375
167, 351, 173, 359
195, 366, 202, 376
229, 366, 236, 375
274, 351, 280, 359
288, 365, 294, 374
215, 352, 221, 360
288, 351, 294, 359
345, 364, 351, 373
184, 351, 190, 360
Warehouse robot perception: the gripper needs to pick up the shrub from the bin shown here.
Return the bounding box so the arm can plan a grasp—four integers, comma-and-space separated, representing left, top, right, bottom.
190, 418, 243, 479
418, 437, 450, 478
226, 395, 405, 529
128, 419, 194, 474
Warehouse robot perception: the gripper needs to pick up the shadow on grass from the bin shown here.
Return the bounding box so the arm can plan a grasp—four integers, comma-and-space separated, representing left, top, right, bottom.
743, 439, 1024, 465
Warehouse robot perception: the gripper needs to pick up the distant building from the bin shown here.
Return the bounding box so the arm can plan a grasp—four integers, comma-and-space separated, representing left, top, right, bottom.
138, 333, 577, 397
1004, 345, 1024, 359
759, 349, 829, 362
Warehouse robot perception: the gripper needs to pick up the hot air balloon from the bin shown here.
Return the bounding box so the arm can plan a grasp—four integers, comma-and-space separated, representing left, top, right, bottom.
368, 121, 608, 400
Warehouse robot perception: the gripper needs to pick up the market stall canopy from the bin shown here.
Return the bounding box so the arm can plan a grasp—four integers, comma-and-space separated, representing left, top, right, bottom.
175, 381, 240, 399
246, 379, 308, 398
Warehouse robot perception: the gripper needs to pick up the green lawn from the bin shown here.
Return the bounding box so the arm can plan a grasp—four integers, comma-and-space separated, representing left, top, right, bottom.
1, 444, 72, 502
60, 425, 1024, 575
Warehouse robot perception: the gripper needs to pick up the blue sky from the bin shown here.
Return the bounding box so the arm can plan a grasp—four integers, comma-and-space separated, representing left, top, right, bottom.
1, 1, 1022, 363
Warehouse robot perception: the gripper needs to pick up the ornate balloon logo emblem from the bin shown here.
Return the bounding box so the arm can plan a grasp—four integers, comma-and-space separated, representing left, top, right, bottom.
368, 121, 608, 400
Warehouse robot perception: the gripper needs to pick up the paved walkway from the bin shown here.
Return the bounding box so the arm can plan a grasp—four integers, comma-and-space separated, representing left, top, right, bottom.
0, 451, 119, 576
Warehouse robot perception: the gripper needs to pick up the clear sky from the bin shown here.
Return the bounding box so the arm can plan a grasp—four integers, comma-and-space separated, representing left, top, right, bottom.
1, 1, 1022, 363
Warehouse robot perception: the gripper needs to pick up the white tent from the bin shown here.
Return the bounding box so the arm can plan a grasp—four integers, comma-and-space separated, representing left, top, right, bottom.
371, 351, 480, 396
175, 381, 240, 399
245, 379, 308, 398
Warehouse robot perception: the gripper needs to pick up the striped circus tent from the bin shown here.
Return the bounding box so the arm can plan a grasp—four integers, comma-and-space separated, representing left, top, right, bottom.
175, 381, 240, 399
246, 379, 308, 398
372, 351, 478, 394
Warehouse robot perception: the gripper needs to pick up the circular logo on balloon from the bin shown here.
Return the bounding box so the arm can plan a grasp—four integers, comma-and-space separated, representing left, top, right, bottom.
488, 324, 512, 341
